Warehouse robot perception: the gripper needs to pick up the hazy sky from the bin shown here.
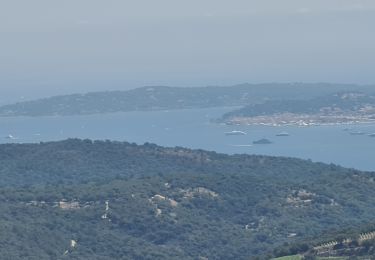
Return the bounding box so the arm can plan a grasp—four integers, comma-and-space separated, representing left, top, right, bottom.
1, 0, 375, 102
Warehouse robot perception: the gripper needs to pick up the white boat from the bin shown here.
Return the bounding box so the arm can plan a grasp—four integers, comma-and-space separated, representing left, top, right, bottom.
276, 132, 290, 137
225, 130, 247, 136
5, 134, 16, 140
230, 144, 253, 147
350, 131, 365, 136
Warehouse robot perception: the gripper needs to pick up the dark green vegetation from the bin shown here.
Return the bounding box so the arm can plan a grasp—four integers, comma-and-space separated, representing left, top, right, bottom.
1, 139, 375, 259
0, 83, 372, 117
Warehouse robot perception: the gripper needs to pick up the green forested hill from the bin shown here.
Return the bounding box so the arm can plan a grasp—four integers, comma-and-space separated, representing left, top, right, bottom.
0, 83, 372, 116
1, 139, 375, 259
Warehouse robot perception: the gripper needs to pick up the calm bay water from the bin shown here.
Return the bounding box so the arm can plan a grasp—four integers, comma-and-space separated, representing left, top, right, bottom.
0, 107, 374, 171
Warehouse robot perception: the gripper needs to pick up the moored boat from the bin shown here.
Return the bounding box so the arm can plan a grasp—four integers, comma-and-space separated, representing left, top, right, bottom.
225, 130, 247, 136
276, 132, 290, 137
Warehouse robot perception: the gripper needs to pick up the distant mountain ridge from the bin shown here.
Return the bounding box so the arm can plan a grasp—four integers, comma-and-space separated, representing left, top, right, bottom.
0, 83, 372, 117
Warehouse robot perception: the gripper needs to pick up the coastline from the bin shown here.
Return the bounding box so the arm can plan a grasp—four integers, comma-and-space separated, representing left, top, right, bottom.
225, 113, 375, 127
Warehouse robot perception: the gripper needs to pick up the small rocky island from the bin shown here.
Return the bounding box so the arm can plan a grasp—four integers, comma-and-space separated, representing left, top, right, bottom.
253, 138, 273, 144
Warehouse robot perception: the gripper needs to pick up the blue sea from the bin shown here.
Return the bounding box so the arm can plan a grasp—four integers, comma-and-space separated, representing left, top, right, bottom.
0, 107, 374, 171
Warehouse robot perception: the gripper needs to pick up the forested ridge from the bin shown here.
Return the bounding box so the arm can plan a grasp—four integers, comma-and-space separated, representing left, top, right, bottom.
1, 139, 375, 259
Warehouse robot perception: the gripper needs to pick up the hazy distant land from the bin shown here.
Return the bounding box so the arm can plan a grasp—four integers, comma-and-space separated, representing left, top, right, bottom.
0, 83, 373, 117
222, 92, 375, 126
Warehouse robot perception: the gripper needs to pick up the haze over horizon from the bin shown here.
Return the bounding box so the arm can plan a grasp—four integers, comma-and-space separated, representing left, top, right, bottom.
1, 0, 375, 103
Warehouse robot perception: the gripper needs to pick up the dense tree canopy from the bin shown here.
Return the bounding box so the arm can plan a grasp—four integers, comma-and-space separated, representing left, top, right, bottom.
0, 139, 374, 259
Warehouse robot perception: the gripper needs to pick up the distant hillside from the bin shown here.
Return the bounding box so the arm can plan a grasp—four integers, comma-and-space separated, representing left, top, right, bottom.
1, 139, 375, 259
222, 92, 375, 126
0, 83, 372, 117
